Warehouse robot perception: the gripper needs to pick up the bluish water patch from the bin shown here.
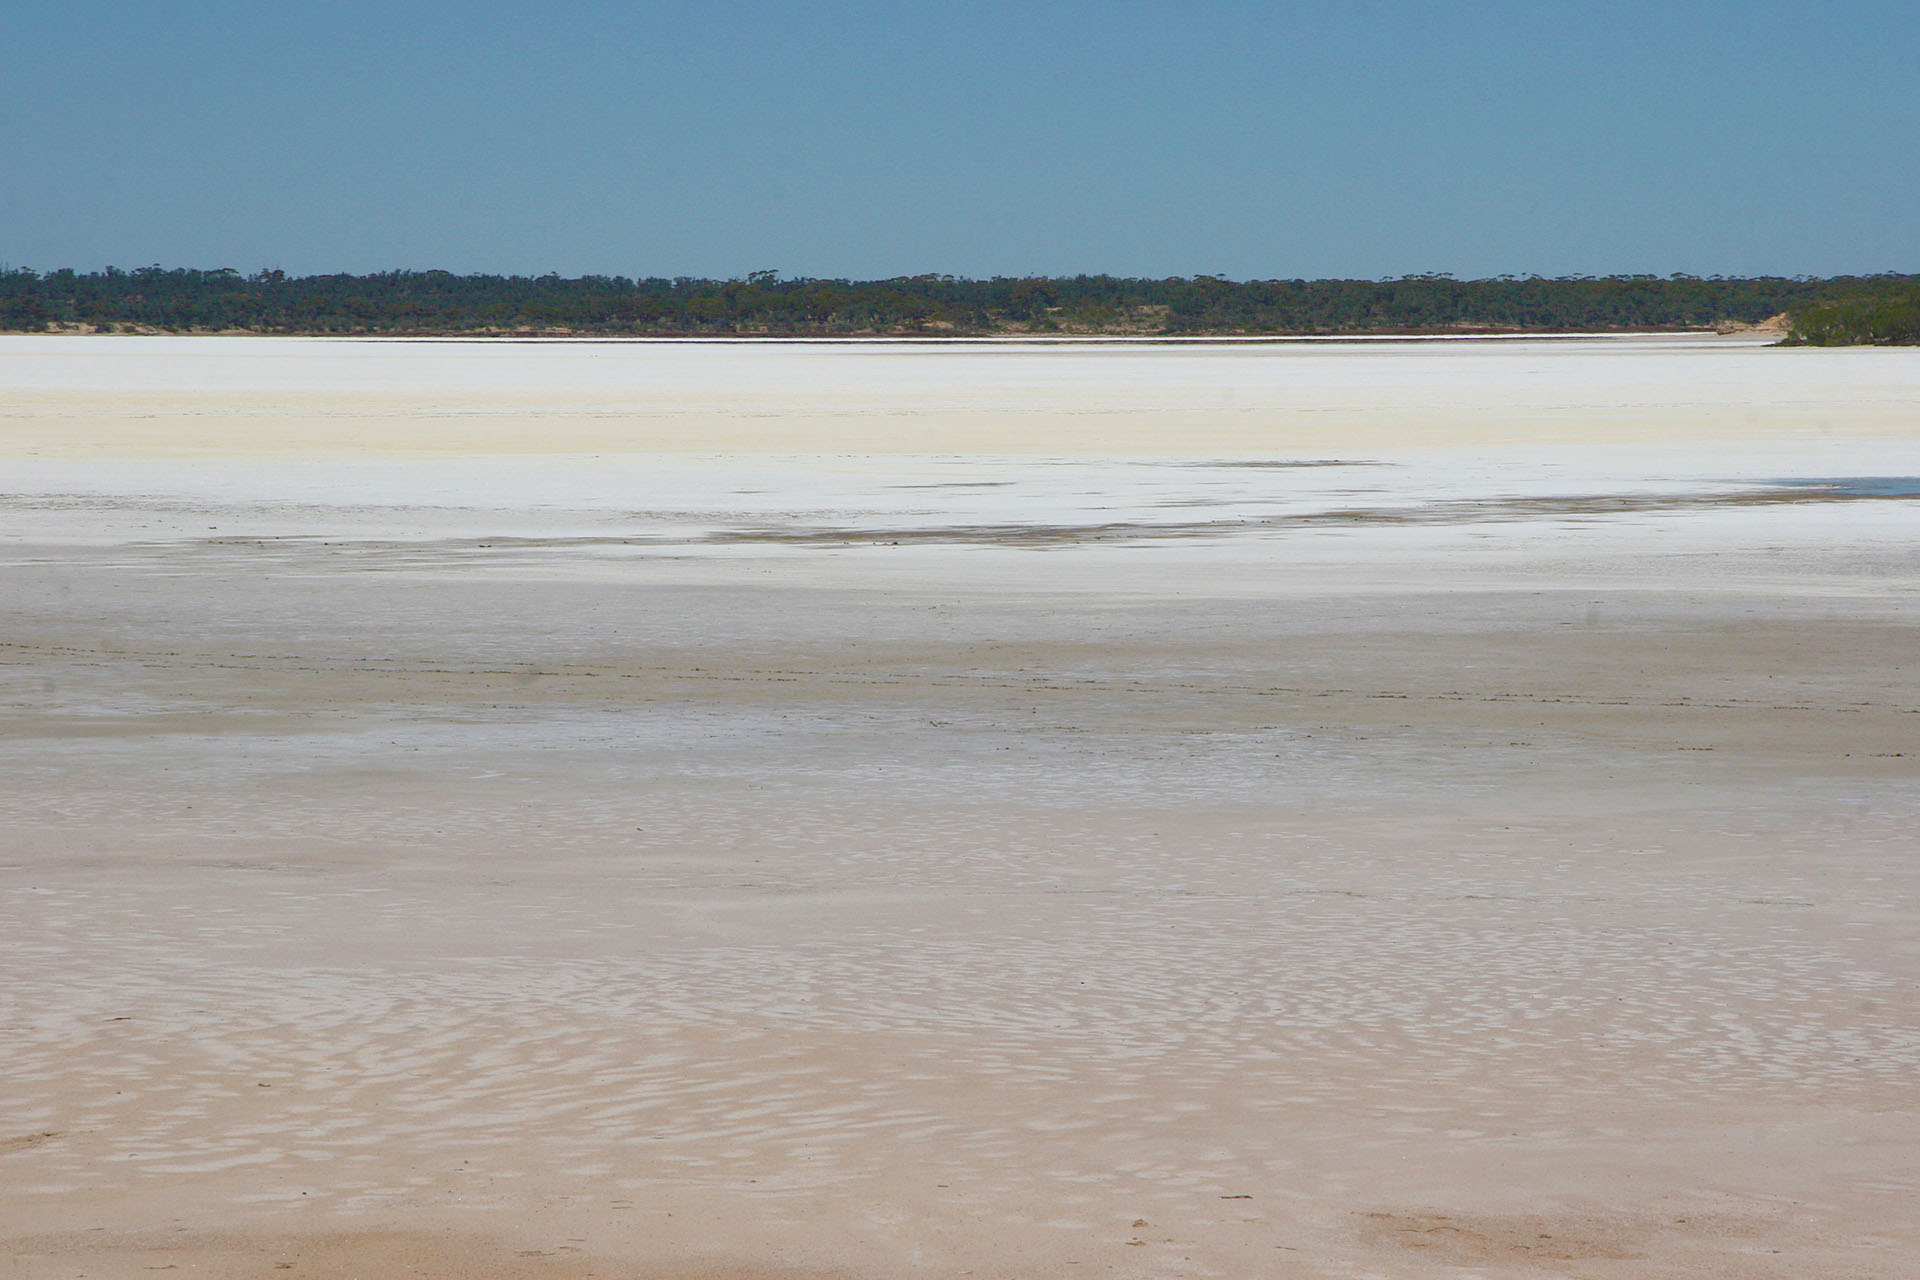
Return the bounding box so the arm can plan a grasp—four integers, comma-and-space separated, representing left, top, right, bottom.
1771, 477, 1920, 497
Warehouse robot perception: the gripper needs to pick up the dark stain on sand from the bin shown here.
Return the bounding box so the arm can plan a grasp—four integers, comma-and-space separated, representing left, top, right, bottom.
160, 481, 1919, 558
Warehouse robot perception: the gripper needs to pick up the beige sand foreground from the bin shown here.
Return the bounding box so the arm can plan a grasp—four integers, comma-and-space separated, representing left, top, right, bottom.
3, 337, 1918, 1279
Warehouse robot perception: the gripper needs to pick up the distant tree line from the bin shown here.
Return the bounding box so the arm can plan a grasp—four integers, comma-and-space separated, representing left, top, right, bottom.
2, 265, 1916, 339
1783, 285, 1920, 346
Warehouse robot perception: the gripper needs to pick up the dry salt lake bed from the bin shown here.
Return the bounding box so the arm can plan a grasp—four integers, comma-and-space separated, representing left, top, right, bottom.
2, 334, 1918, 1279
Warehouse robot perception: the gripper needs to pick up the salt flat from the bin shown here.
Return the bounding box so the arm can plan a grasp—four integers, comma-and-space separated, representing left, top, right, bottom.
2, 335, 1918, 1279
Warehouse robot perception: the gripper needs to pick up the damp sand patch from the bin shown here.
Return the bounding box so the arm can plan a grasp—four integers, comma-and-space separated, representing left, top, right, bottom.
144, 482, 1920, 558
1182, 458, 1387, 469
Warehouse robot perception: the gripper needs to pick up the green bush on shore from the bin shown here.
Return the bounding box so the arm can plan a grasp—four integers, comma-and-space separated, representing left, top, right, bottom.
1783, 291, 1920, 346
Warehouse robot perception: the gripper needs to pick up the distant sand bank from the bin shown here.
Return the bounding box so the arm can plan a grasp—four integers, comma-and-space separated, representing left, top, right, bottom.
5, 333, 1919, 459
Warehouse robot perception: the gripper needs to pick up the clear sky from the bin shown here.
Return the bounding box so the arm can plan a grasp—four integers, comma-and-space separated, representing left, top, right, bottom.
4, 1, 1915, 280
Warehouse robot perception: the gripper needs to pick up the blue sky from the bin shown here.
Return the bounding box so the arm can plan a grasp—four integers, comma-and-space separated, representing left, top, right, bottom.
3, 1, 1915, 279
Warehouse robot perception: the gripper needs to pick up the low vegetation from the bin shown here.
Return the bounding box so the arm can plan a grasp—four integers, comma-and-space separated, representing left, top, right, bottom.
1783, 282, 1920, 346
2, 265, 1915, 339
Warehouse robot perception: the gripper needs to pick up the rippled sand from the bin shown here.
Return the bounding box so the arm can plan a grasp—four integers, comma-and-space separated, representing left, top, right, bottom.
3, 336, 1918, 1279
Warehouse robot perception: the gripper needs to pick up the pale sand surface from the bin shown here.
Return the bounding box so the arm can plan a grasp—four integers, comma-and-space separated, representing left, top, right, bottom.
5, 333, 1920, 458
3, 336, 1919, 1278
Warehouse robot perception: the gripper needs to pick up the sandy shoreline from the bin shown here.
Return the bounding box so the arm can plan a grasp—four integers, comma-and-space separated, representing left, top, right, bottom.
5, 333, 1919, 459
3, 336, 1918, 1278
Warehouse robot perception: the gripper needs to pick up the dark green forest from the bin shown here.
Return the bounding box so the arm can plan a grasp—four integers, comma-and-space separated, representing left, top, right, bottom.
3, 265, 1917, 340
1781, 290, 1920, 346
